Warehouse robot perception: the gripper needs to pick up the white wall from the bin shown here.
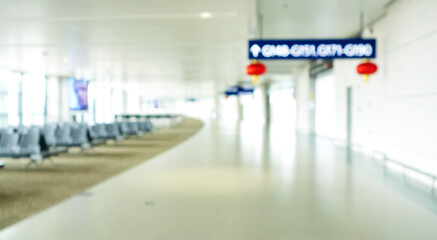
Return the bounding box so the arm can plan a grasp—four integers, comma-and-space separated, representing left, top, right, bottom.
333, 0, 437, 175
294, 0, 437, 175
314, 71, 336, 138
295, 63, 311, 134
382, 0, 437, 174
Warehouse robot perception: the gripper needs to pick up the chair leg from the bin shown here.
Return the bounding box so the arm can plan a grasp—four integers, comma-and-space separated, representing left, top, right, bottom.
77, 148, 85, 155
26, 154, 44, 170
79, 147, 90, 155
24, 159, 39, 170
41, 157, 54, 166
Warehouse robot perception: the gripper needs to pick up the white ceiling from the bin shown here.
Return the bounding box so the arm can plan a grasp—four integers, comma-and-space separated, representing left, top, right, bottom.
258, 0, 393, 76
0, 0, 392, 99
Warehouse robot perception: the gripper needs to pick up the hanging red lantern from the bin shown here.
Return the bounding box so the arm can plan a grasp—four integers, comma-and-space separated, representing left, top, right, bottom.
356, 59, 378, 82
246, 60, 266, 84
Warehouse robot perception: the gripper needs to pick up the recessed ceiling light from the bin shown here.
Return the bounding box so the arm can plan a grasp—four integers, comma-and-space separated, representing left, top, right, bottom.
199, 12, 212, 19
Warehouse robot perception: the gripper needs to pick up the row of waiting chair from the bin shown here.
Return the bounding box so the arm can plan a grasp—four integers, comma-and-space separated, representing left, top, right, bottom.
0, 120, 154, 170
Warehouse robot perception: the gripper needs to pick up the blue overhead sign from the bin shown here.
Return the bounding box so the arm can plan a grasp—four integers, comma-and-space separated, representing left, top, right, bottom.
225, 86, 254, 96
249, 39, 376, 60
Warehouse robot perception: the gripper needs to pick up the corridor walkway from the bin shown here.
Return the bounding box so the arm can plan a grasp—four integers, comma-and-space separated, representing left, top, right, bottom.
1, 120, 437, 240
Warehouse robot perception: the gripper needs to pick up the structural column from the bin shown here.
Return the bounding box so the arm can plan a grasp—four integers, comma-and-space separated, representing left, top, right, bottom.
18, 73, 23, 126
213, 93, 221, 119
260, 81, 270, 122
122, 90, 128, 114
237, 95, 243, 121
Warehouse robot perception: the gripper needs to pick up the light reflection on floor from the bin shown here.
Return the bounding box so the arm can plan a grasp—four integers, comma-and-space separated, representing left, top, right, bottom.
1, 119, 437, 240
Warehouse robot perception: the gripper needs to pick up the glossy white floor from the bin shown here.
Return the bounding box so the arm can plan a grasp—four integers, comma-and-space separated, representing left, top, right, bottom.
1, 120, 437, 240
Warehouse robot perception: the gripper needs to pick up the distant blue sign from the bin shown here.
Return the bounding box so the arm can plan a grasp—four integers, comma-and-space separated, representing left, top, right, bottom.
249, 39, 376, 60
225, 86, 254, 96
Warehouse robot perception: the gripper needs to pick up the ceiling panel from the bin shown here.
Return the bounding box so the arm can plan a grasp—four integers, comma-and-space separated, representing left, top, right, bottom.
257, 0, 393, 76
0, 0, 393, 99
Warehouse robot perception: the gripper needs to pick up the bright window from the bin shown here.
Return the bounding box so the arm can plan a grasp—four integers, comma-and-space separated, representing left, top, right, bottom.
22, 73, 46, 126
0, 70, 21, 127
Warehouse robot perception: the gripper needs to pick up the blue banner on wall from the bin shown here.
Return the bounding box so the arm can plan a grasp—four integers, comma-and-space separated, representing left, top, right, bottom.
249, 39, 376, 60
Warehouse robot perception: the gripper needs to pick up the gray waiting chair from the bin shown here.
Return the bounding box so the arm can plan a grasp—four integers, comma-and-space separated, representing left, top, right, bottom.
0, 133, 19, 169
139, 120, 154, 132
105, 123, 124, 141
43, 124, 57, 146
127, 122, 142, 136
43, 124, 68, 154
87, 125, 105, 146
0, 131, 49, 170
118, 122, 141, 136
0, 132, 20, 156
17, 130, 48, 169
91, 124, 109, 140
70, 125, 92, 150
55, 124, 73, 146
